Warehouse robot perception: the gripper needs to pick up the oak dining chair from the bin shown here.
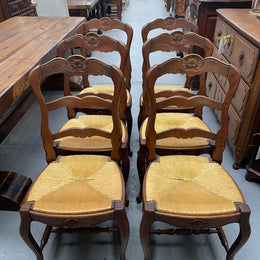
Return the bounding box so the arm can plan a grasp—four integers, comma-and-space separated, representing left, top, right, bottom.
19, 55, 130, 260
139, 54, 251, 260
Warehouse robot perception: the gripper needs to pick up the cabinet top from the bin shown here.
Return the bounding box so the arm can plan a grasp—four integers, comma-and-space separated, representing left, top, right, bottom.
217, 9, 260, 48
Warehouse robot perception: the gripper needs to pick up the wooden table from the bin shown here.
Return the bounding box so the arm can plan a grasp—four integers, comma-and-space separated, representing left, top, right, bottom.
67, 0, 100, 9
0, 16, 85, 142
67, 0, 101, 18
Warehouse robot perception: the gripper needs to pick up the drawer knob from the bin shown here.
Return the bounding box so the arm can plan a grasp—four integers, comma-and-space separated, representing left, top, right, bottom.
208, 82, 212, 88
218, 31, 222, 37
239, 52, 244, 64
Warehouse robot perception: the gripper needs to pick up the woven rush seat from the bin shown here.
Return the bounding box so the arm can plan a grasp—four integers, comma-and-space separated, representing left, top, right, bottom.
79, 85, 131, 104
140, 113, 211, 148
27, 155, 123, 215
145, 155, 244, 216
56, 115, 127, 151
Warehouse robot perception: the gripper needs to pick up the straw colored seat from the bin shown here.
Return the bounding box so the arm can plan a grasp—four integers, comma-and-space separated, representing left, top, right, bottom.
139, 54, 251, 260
138, 30, 214, 128
19, 56, 129, 260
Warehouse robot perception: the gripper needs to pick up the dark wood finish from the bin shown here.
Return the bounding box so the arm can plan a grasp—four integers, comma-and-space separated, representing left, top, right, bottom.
185, 0, 251, 56
0, 171, 32, 211
19, 56, 129, 260
246, 133, 260, 183
101, 0, 122, 20
139, 54, 250, 260
208, 9, 260, 168
137, 54, 241, 201
67, 0, 101, 19
0, 0, 36, 22
0, 16, 85, 142
67, 0, 100, 9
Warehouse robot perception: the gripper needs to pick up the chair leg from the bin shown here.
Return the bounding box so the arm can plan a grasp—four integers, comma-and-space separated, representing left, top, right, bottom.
114, 201, 130, 260
127, 108, 133, 143
136, 146, 146, 203
140, 204, 154, 260
121, 148, 130, 185
137, 103, 144, 129
226, 203, 251, 260
20, 204, 43, 260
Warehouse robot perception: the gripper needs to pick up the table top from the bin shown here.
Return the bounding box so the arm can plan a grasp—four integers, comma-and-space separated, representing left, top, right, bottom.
0, 16, 85, 118
67, 0, 100, 9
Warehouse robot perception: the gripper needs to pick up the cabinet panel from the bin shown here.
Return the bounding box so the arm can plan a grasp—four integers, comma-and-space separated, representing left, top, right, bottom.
214, 18, 259, 84
213, 77, 241, 150
0, 0, 35, 21
208, 9, 260, 168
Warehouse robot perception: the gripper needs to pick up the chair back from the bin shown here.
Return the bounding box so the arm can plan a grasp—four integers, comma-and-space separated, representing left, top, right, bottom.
145, 54, 241, 164
141, 17, 198, 43
56, 33, 128, 120
77, 17, 133, 90
142, 31, 213, 89
35, 0, 69, 17
29, 55, 124, 164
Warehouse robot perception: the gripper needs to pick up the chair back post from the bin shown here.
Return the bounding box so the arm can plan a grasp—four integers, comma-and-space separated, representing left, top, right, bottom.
29, 56, 124, 164
145, 54, 241, 164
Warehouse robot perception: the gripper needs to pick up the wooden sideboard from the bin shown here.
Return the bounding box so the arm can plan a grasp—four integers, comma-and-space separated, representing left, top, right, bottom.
185, 0, 251, 55
206, 9, 260, 169
0, 0, 36, 22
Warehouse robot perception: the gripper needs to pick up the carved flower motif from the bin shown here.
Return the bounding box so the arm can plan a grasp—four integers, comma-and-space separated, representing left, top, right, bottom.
86, 35, 100, 48
182, 55, 202, 73
66, 56, 87, 73
164, 17, 175, 29
171, 31, 184, 42
189, 219, 208, 228
101, 18, 112, 29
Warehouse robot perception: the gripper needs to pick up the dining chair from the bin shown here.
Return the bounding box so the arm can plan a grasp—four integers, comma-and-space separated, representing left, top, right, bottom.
141, 16, 198, 43
138, 30, 214, 128
34, 0, 69, 17
139, 54, 251, 259
137, 53, 241, 202
19, 55, 129, 260
77, 17, 133, 91
77, 17, 133, 143
56, 32, 132, 158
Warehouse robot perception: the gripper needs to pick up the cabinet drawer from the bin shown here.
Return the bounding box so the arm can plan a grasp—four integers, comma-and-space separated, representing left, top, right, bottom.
206, 72, 217, 99
211, 47, 250, 118
214, 17, 259, 84
214, 82, 241, 150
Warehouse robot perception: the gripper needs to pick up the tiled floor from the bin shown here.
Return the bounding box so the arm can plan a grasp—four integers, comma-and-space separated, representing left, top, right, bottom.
0, 0, 259, 259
